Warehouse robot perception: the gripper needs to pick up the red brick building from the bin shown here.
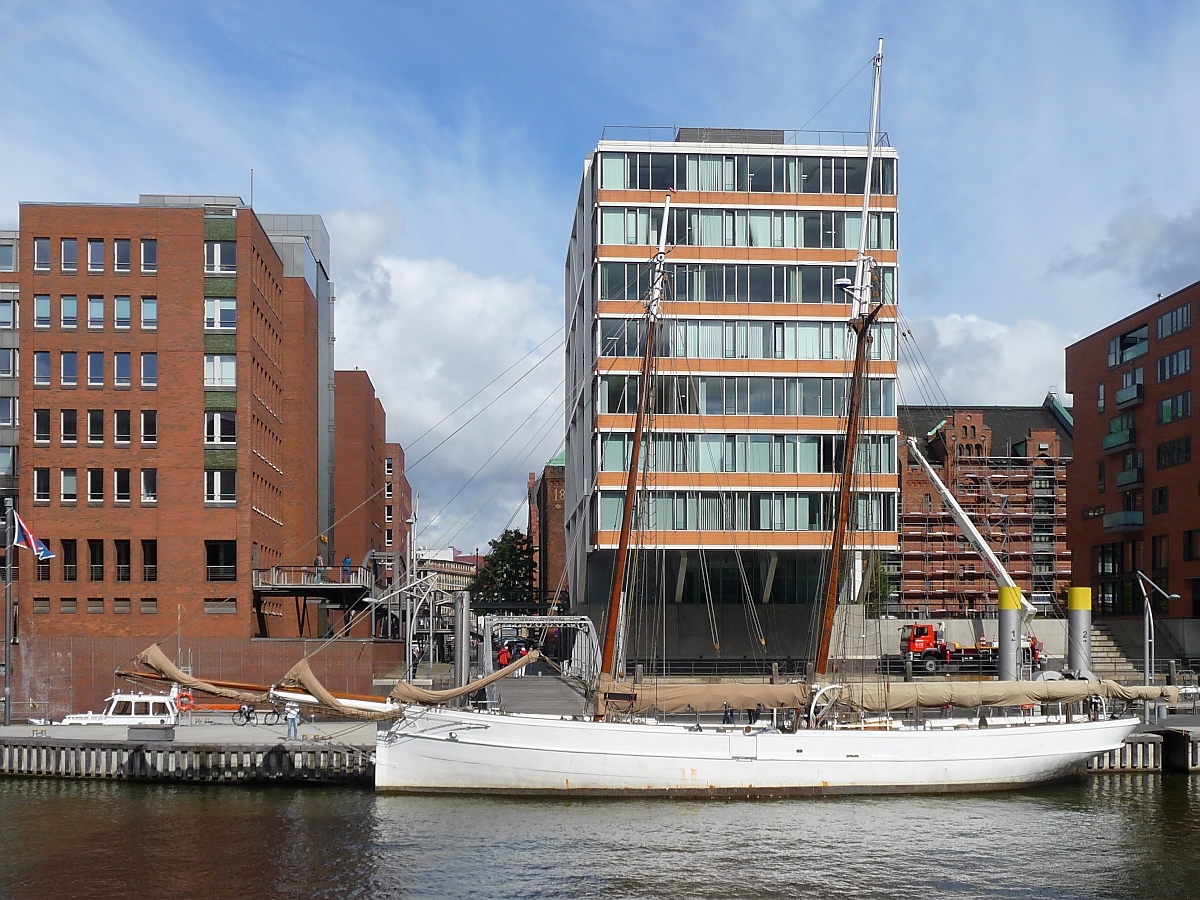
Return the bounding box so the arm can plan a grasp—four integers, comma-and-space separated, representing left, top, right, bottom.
1066, 282, 1200, 618
528, 452, 567, 609
8, 196, 404, 716
897, 397, 1073, 614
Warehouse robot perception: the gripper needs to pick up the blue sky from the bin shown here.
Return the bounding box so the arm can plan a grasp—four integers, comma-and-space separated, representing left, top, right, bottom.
4, 1, 1200, 550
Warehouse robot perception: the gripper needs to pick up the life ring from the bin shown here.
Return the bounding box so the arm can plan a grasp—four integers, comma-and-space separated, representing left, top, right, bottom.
177, 691, 194, 712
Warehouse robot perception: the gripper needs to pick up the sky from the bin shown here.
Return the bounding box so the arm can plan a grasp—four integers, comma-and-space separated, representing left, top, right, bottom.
3, 1, 1200, 552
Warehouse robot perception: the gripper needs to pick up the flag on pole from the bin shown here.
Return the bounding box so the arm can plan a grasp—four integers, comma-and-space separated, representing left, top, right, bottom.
13, 511, 54, 560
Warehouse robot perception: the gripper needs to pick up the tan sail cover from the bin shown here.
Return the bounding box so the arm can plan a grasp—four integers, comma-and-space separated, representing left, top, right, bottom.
597, 674, 811, 715
280, 657, 350, 711
831, 680, 1180, 711
134, 644, 269, 703
388, 650, 542, 704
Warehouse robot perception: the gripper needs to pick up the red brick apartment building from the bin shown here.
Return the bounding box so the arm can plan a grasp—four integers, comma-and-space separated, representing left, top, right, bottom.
1066, 282, 1200, 619
333, 369, 412, 591
897, 397, 1073, 614
7, 196, 404, 716
528, 452, 567, 609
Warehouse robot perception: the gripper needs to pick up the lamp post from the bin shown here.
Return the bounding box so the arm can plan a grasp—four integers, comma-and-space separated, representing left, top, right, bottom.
1135, 570, 1179, 689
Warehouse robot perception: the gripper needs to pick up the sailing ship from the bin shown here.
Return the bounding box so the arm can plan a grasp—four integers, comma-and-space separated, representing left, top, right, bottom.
122, 39, 1178, 796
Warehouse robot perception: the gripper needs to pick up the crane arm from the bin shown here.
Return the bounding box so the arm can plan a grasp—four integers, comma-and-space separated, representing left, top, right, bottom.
905, 437, 1036, 617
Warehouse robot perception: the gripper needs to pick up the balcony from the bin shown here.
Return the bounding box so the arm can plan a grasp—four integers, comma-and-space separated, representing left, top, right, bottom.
1103, 510, 1144, 532
1102, 428, 1136, 453
1114, 383, 1144, 409
1114, 467, 1144, 490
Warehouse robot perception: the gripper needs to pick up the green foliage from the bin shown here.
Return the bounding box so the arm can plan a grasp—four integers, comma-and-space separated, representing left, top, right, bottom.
467, 529, 534, 604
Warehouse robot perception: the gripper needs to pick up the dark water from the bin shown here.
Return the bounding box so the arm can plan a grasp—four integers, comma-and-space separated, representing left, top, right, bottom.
1, 776, 1197, 899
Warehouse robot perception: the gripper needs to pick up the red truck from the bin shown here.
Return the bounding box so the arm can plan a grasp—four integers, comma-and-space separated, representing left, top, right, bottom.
901, 622, 1043, 674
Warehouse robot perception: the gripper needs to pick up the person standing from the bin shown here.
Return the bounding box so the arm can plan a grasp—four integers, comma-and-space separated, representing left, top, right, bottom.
285, 701, 301, 741
498, 643, 511, 668
313, 554, 325, 583
342, 555, 352, 582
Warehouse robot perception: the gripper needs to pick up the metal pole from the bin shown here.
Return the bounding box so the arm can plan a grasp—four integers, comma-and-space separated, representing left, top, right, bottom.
1139, 577, 1153, 688
1066, 586, 1092, 674
4, 500, 13, 727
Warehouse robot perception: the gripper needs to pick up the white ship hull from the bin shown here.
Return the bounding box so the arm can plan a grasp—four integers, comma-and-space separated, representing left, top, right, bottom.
376, 707, 1139, 796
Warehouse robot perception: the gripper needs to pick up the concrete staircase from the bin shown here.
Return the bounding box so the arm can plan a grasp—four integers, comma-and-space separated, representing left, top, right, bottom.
1089, 621, 1142, 682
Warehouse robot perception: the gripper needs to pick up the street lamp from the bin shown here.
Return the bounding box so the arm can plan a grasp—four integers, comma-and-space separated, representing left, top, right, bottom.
1135, 570, 1179, 688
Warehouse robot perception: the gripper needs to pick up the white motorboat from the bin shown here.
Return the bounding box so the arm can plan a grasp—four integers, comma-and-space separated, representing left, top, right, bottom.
59, 691, 179, 726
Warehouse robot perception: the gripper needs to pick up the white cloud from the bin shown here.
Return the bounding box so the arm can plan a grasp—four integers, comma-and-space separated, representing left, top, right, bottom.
898, 314, 1069, 408
334, 251, 563, 551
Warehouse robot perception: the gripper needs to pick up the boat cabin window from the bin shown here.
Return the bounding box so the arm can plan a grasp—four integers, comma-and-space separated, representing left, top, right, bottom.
134, 702, 150, 716
151, 702, 169, 716
112, 701, 133, 716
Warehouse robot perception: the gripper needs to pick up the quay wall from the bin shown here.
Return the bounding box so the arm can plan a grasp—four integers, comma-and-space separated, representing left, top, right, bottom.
11, 637, 406, 721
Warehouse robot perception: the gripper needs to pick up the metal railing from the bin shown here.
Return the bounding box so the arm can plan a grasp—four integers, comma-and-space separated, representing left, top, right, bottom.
62, 564, 76, 581
252, 566, 372, 588
599, 125, 892, 148
143, 564, 157, 582
206, 565, 237, 582
89, 564, 103, 581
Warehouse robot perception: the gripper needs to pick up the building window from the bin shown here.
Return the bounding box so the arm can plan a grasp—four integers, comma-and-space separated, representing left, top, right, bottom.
1157, 436, 1191, 470
34, 237, 50, 272
1157, 391, 1191, 425
141, 239, 157, 274
88, 352, 103, 386
204, 297, 237, 330
141, 296, 157, 330
88, 597, 104, 615
0, 398, 14, 427
141, 409, 157, 445
114, 352, 131, 387
0, 447, 15, 476
88, 296, 104, 329
140, 598, 158, 614
60, 598, 77, 615
141, 353, 157, 387
205, 469, 236, 503
1157, 302, 1191, 339
205, 411, 236, 444
385, 505, 393, 523
204, 241, 236, 274
385, 482, 393, 499
142, 540, 157, 582
62, 351, 77, 386
1084, 505, 1106, 519
33, 598, 50, 614
1157, 347, 1191, 383
114, 296, 131, 329
204, 354, 236, 387
204, 598, 237, 614
61, 295, 77, 328
33, 351, 50, 386
88, 540, 104, 581
1108, 325, 1148, 366
0, 291, 15, 329
141, 468, 157, 503
1097, 460, 1105, 494
36, 551, 50, 581
61, 468, 78, 502
33, 408, 50, 443
114, 409, 131, 444
1152, 534, 1170, 571
61, 409, 77, 444
61, 238, 77, 273
0, 348, 15, 379
87, 468, 103, 502
1184, 530, 1200, 562
205, 540, 237, 581
385, 529, 393, 547
88, 409, 104, 443
34, 294, 50, 328
114, 468, 131, 503
1152, 486, 1169, 515
114, 598, 131, 614
34, 468, 50, 502
115, 540, 131, 581
0, 240, 14, 272
61, 540, 77, 581
87, 239, 104, 273
114, 239, 131, 274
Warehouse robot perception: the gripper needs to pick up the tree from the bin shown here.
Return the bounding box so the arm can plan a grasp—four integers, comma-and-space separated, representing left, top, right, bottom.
467, 529, 534, 607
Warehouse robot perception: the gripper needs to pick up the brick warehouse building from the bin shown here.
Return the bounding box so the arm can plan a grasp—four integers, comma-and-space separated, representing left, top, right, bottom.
897, 396, 1073, 615
1066, 281, 1200, 620
8, 195, 403, 717
528, 452, 567, 609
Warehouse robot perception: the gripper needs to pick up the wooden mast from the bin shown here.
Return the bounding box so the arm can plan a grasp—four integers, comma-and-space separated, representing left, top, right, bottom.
814, 40, 885, 677
599, 196, 672, 682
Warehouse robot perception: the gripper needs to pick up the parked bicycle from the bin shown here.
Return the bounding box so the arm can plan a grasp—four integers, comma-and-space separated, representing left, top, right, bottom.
232, 703, 280, 726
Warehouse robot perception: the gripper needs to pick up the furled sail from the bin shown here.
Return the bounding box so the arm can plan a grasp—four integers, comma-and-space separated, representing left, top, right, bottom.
388, 650, 541, 704
134, 644, 270, 703
597, 674, 810, 715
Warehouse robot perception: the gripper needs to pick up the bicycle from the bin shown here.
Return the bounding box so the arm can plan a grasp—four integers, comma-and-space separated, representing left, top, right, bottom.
232, 704, 281, 726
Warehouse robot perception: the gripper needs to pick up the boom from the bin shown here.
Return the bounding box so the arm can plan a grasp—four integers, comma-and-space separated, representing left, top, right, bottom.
905, 436, 1035, 617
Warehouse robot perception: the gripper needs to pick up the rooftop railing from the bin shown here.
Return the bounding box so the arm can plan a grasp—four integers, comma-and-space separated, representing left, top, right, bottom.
599, 125, 892, 148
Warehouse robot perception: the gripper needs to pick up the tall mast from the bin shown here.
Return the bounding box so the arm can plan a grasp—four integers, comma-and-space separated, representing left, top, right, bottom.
599, 196, 672, 680
814, 40, 884, 677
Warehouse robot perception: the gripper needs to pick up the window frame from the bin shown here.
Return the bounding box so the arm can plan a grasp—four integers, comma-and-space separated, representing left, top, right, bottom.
141, 239, 157, 274
87, 239, 104, 273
